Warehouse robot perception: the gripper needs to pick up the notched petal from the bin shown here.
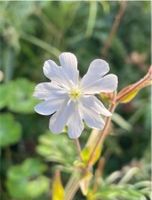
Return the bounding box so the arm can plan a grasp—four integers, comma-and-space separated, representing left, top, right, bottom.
88, 59, 110, 76
43, 60, 58, 79
59, 52, 79, 85
99, 74, 118, 92
59, 52, 77, 69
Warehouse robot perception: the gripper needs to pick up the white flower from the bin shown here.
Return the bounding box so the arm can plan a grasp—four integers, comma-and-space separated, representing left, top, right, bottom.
33, 52, 118, 139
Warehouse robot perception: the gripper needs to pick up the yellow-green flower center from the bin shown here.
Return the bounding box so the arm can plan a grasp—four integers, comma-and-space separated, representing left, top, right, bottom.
69, 88, 81, 100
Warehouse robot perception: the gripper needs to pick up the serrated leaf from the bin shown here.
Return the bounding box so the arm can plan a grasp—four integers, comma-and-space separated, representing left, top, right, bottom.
96, 185, 146, 200
36, 132, 77, 168
52, 171, 64, 200
7, 78, 37, 113
0, 113, 22, 147
26, 176, 49, 198
6, 158, 49, 199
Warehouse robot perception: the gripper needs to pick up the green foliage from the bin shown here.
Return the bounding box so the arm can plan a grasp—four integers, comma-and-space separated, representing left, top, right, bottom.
0, 1, 150, 200
7, 78, 37, 113
0, 79, 37, 113
0, 113, 22, 147
37, 132, 77, 169
88, 166, 150, 200
0, 84, 9, 109
95, 185, 147, 200
6, 158, 49, 199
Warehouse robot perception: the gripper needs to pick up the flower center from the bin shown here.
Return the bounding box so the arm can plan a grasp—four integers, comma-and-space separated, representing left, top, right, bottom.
69, 88, 81, 101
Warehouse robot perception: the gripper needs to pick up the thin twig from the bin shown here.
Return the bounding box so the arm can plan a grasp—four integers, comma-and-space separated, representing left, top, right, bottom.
101, 1, 127, 57
93, 157, 106, 192
116, 70, 152, 102
64, 67, 152, 199
65, 99, 116, 200
85, 102, 116, 169
74, 138, 82, 161
64, 175, 80, 200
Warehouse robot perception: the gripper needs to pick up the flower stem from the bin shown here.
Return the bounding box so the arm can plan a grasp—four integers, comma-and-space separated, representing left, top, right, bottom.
101, 1, 127, 57
65, 174, 80, 200
93, 157, 105, 192
74, 138, 82, 161
64, 67, 152, 200
65, 100, 116, 200
116, 68, 152, 103
85, 102, 116, 169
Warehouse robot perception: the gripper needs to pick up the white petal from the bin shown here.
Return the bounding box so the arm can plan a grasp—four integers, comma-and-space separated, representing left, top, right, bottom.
49, 99, 74, 133
80, 97, 105, 129
34, 97, 65, 115
93, 96, 111, 116
82, 74, 118, 94
33, 82, 66, 100
43, 60, 57, 79
43, 60, 70, 89
81, 95, 111, 117
67, 104, 84, 139
81, 59, 109, 88
81, 106, 105, 129
59, 52, 79, 85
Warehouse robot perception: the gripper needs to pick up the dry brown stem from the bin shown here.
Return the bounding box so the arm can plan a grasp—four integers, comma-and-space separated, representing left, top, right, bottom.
101, 1, 127, 57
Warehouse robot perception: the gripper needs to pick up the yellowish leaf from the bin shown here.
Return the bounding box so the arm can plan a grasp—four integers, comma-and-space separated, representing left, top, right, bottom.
120, 90, 139, 103
80, 129, 102, 167
116, 67, 152, 104
87, 190, 96, 200
117, 85, 139, 103
81, 145, 101, 167
52, 171, 64, 200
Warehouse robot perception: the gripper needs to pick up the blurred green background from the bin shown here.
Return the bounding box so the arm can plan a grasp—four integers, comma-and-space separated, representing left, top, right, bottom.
0, 1, 151, 200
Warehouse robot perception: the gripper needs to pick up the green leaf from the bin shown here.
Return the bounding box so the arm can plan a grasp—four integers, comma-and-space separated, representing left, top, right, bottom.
6, 158, 49, 199
36, 132, 77, 168
7, 78, 37, 113
0, 84, 9, 109
112, 113, 132, 131
96, 185, 146, 200
0, 113, 22, 147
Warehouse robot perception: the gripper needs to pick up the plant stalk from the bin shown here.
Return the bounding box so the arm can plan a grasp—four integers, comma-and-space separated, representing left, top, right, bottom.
65, 100, 117, 200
